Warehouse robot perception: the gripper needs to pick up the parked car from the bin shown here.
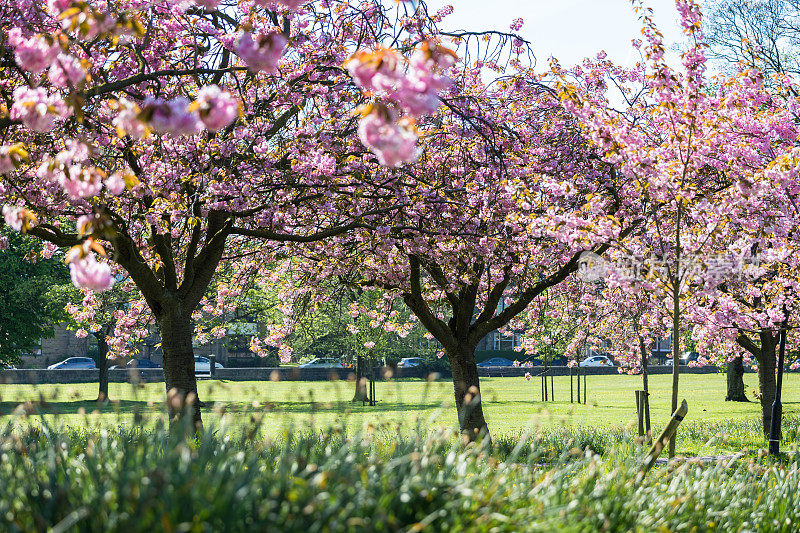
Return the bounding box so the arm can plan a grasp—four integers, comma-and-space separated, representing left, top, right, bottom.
110, 358, 162, 370
579, 355, 613, 368
128, 358, 161, 369
195, 356, 223, 374
47, 357, 97, 370
680, 351, 699, 364
299, 358, 344, 369
477, 357, 515, 367
397, 357, 422, 368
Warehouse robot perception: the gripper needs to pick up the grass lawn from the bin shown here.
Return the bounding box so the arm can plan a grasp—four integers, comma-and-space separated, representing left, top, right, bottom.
1, 372, 797, 455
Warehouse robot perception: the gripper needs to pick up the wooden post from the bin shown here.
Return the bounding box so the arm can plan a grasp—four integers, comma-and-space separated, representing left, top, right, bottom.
644, 392, 652, 443
635, 390, 645, 437
370, 358, 376, 406
544, 361, 549, 401
541, 372, 545, 401
209, 354, 216, 379
583, 369, 587, 405
641, 399, 688, 475
570, 367, 574, 403
550, 371, 554, 402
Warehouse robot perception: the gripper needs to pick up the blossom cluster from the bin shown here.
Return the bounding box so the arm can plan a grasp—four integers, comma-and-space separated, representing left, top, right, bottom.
346, 42, 457, 166
11, 87, 72, 133
114, 88, 240, 138
66, 241, 115, 293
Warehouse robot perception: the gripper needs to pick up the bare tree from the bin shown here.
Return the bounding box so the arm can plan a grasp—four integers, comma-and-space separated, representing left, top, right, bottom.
703, 0, 800, 77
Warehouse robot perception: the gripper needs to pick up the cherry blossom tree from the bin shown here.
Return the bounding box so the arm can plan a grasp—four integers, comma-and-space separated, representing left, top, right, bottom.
688, 147, 800, 435
554, 0, 800, 454
290, 49, 637, 437
0, 0, 459, 426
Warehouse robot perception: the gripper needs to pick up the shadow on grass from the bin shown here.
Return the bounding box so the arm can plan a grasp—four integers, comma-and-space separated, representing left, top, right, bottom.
0, 399, 446, 417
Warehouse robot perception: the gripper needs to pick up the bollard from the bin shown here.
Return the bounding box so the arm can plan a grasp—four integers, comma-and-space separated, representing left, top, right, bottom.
210, 355, 216, 379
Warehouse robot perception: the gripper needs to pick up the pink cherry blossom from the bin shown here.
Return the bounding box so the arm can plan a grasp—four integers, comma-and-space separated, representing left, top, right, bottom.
141, 97, 203, 136
345, 48, 405, 94
0, 155, 13, 175
41, 242, 58, 258
2, 205, 32, 232
48, 54, 86, 88
47, 0, 73, 13
192, 85, 240, 131
346, 43, 456, 118
277, 0, 306, 9
59, 166, 104, 200
111, 98, 147, 138
7, 28, 60, 73
68, 247, 115, 292
104, 171, 126, 195
364, 341, 376, 349
0, 144, 26, 174
278, 345, 293, 364
357, 105, 420, 167
236, 31, 287, 73
194, 0, 221, 8
397, 43, 456, 116
11, 87, 71, 133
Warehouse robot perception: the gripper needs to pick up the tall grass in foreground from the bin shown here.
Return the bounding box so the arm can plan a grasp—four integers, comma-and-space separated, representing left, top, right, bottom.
1, 406, 800, 532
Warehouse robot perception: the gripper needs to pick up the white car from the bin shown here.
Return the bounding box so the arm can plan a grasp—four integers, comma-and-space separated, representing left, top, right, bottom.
47, 357, 97, 370
299, 358, 344, 368
194, 356, 223, 374
579, 355, 614, 368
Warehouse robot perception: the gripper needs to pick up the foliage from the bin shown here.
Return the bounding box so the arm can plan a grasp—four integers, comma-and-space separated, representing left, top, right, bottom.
0, 228, 71, 365
3, 413, 800, 531
283, 283, 438, 364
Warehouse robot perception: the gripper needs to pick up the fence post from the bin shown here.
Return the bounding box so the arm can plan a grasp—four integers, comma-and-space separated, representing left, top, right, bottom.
570, 366, 574, 403
583, 369, 587, 404
541, 372, 545, 401
369, 358, 376, 406
210, 355, 216, 379
644, 392, 652, 444
640, 399, 688, 475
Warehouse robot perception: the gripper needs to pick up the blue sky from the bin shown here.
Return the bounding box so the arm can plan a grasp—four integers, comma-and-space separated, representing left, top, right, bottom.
424, 0, 686, 67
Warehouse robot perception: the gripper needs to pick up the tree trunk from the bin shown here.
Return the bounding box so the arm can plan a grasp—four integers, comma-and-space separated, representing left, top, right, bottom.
669, 204, 682, 459
94, 329, 109, 402
757, 344, 777, 436
637, 332, 651, 438
448, 343, 488, 440
158, 307, 202, 429
352, 355, 367, 402
725, 355, 749, 402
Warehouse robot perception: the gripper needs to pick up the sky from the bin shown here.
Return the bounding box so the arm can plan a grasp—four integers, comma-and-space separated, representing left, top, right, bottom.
423, 0, 687, 68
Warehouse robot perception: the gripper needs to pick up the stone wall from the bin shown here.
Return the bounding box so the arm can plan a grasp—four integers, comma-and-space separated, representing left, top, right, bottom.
0, 364, 720, 384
